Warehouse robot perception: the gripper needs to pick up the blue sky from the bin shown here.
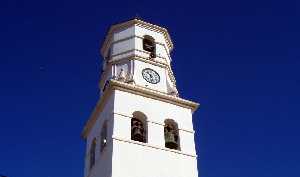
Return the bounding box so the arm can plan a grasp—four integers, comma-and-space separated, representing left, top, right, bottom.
1, 0, 300, 177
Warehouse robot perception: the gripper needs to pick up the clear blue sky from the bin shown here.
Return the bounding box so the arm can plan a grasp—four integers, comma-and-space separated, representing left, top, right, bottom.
1, 0, 300, 177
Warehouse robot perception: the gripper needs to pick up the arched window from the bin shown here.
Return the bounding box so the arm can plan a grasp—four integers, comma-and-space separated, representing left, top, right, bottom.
100, 121, 108, 152
89, 138, 96, 169
164, 119, 180, 150
131, 111, 147, 143
143, 35, 156, 58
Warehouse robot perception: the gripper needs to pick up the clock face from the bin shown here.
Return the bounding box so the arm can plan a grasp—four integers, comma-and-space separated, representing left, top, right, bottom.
142, 68, 160, 84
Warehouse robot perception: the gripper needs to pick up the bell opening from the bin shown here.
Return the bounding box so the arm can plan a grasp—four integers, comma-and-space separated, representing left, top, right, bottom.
164, 120, 180, 150
131, 118, 146, 143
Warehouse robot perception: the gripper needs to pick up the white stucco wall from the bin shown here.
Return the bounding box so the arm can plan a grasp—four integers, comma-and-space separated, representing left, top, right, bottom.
112, 140, 198, 177
84, 92, 114, 177
110, 90, 198, 177
109, 25, 171, 65
113, 26, 135, 41
85, 89, 198, 177
113, 90, 196, 154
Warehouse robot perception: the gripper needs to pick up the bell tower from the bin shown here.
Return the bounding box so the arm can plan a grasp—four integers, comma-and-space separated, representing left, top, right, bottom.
81, 18, 200, 177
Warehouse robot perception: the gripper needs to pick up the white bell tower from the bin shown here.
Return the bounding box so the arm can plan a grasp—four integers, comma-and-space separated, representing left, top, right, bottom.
81, 18, 200, 177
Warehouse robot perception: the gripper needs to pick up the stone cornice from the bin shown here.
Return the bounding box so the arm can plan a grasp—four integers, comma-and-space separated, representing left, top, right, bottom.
111, 48, 168, 63
105, 34, 172, 62
112, 136, 197, 158
135, 35, 172, 61
100, 18, 174, 57
81, 80, 199, 139
110, 80, 199, 111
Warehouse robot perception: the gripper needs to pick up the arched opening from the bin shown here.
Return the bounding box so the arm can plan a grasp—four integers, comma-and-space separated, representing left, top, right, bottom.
131, 111, 147, 143
164, 119, 180, 150
100, 121, 108, 152
89, 138, 96, 169
143, 35, 156, 58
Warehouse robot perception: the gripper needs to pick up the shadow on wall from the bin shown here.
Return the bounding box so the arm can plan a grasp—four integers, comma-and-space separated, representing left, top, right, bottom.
87, 98, 115, 177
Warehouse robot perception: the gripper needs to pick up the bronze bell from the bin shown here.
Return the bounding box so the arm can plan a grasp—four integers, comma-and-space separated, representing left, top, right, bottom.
131, 118, 145, 142
164, 126, 178, 149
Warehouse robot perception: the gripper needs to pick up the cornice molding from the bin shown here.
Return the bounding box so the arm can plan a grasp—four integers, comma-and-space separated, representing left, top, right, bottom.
135, 35, 172, 61
112, 136, 197, 158
110, 48, 168, 63
111, 46, 169, 63
110, 80, 199, 111
101, 18, 174, 57
82, 80, 199, 139
106, 35, 172, 61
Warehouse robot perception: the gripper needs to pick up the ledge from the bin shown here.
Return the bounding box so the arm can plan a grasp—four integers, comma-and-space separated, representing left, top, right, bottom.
112, 136, 197, 158
81, 79, 199, 139
110, 80, 199, 112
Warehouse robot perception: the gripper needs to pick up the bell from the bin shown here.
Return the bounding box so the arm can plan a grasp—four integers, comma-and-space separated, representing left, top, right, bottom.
132, 127, 144, 142
165, 129, 178, 149
143, 40, 154, 52
131, 119, 145, 142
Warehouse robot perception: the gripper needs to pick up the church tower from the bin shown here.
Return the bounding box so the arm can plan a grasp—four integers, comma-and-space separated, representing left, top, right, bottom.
81, 18, 200, 177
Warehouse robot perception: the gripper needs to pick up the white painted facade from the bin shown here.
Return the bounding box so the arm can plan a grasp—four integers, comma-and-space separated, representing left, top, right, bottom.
82, 18, 199, 177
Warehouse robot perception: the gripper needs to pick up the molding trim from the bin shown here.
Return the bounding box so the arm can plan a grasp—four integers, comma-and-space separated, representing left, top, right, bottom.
112, 136, 197, 158
113, 112, 195, 134
110, 79, 199, 111
111, 48, 169, 64
81, 80, 199, 139
135, 35, 172, 61
107, 35, 172, 61
101, 18, 174, 57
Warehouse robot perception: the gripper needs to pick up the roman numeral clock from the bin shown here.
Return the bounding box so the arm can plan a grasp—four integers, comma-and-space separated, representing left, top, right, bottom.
81, 18, 200, 177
